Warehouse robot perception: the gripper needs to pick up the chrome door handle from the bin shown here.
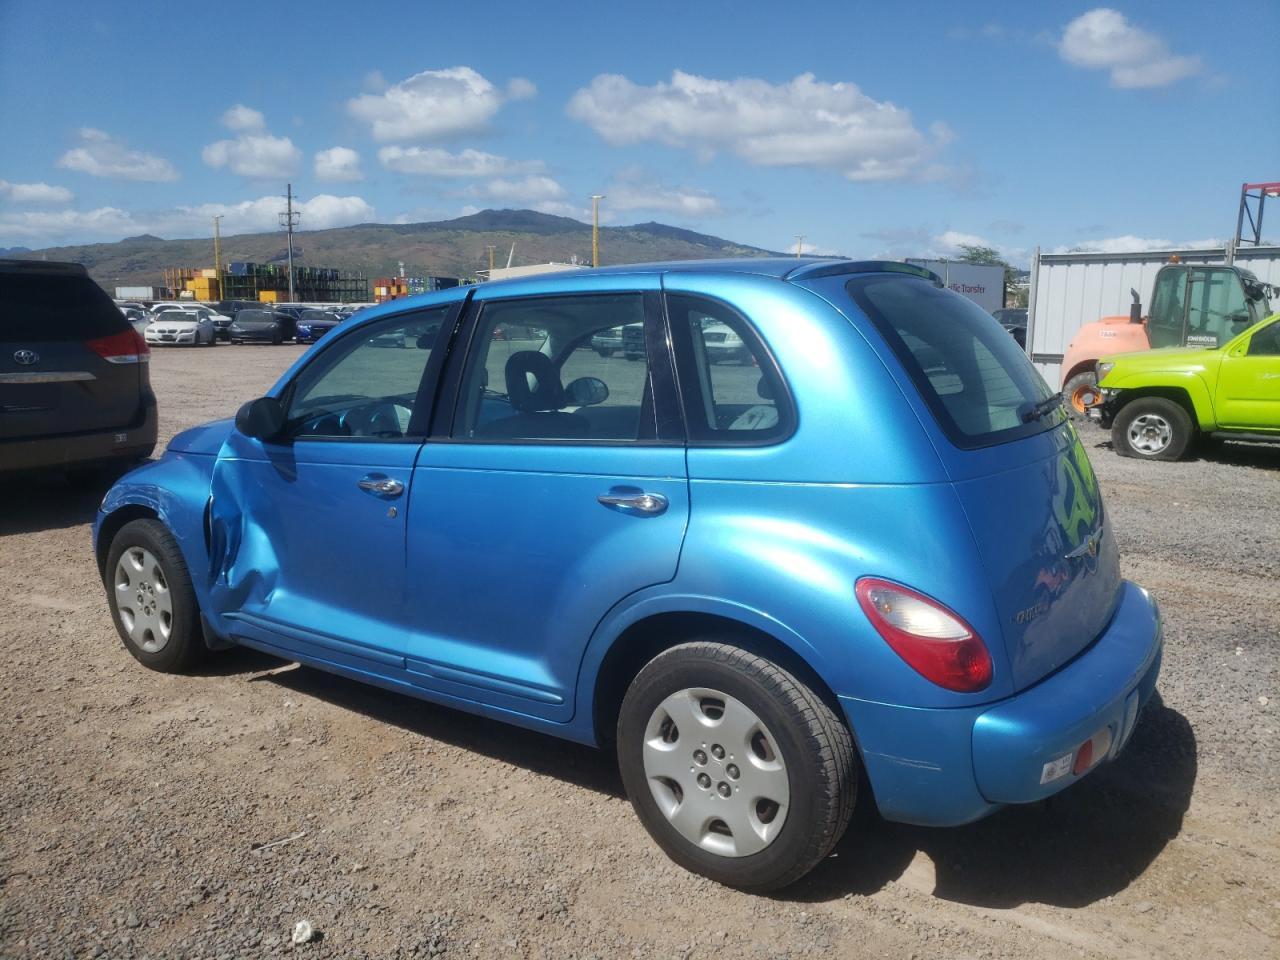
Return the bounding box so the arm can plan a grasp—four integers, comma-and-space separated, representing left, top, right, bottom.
357, 475, 404, 498
597, 491, 668, 514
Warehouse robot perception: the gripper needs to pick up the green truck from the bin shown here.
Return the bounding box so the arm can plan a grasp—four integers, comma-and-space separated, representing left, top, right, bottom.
1093, 312, 1280, 460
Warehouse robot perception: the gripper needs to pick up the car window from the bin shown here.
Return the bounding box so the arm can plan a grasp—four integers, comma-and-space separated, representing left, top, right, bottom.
667, 293, 790, 442
454, 293, 652, 442
285, 307, 448, 441
847, 274, 1058, 449
0, 272, 131, 342
1247, 320, 1280, 357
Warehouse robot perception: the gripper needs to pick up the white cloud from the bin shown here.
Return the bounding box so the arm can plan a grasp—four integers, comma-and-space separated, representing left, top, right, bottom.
348, 66, 518, 142
221, 104, 265, 131
203, 107, 301, 178
56, 128, 179, 182
605, 171, 721, 217
935, 230, 990, 253
0, 193, 374, 245
568, 70, 950, 181
1053, 235, 1222, 254
0, 180, 74, 204
472, 175, 567, 204
378, 146, 543, 177
314, 146, 363, 181
507, 77, 537, 101
1059, 9, 1203, 88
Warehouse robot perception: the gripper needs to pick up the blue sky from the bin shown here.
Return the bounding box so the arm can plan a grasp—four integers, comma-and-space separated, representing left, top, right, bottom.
1, 0, 1277, 265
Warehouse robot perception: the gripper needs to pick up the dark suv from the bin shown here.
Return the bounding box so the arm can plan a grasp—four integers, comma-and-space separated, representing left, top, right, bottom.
1, 260, 157, 476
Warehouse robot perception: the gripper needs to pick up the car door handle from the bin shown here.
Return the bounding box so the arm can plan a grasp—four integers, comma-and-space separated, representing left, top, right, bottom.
597, 490, 668, 515
357, 475, 404, 498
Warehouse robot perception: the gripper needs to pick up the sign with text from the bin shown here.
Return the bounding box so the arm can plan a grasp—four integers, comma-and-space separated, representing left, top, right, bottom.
906, 259, 1005, 314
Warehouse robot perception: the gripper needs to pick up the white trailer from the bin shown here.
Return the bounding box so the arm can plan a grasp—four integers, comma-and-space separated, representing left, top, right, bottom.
905, 259, 1005, 314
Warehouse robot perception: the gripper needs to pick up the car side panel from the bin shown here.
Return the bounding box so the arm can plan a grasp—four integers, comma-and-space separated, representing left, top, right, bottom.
1104, 367, 1219, 428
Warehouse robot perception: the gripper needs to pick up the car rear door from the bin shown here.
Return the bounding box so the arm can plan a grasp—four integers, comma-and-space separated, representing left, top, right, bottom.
0, 264, 148, 442
1215, 318, 1280, 429
402, 275, 688, 723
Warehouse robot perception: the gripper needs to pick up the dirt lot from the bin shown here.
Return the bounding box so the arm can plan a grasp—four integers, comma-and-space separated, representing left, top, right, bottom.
2, 344, 1277, 960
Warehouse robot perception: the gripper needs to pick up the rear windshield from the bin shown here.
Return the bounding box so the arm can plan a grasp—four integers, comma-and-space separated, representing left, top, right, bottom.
1, 271, 128, 341
847, 275, 1059, 449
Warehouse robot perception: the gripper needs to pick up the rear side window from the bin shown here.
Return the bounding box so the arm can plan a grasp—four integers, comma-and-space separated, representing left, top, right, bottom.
0, 271, 128, 341
847, 275, 1058, 449
667, 293, 792, 444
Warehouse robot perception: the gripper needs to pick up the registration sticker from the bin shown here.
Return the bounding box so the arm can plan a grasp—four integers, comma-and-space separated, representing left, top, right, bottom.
1040, 753, 1073, 785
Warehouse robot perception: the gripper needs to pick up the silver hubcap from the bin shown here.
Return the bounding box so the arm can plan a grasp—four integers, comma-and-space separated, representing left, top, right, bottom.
1128, 412, 1173, 454
114, 547, 173, 653
642, 688, 789, 857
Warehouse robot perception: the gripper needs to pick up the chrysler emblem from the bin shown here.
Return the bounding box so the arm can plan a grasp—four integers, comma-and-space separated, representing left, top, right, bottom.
13, 349, 39, 366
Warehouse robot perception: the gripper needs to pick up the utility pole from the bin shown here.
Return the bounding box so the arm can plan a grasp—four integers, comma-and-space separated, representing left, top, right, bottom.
212, 215, 224, 299
486, 245, 496, 274
279, 183, 300, 302
794, 234, 805, 258
591, 194, 605, 267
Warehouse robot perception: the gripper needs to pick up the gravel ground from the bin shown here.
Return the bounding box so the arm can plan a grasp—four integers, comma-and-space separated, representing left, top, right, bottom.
1, 344, 1277, 960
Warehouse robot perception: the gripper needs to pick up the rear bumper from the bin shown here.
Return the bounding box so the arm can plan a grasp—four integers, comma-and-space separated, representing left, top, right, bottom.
841, 580, 1162, 826
0, 395, 157, 473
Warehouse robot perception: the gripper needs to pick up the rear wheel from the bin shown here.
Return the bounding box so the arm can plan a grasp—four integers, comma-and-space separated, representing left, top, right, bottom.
1064, 371, 1099, 422
1112, 396, 1194, 461
105, 519, 205, 672
617, 641, 856, 891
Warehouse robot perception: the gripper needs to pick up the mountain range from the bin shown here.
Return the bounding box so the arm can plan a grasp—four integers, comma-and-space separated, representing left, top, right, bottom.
11, 210, 786, 291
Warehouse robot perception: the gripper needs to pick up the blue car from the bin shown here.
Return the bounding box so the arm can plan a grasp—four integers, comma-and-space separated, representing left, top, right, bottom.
295, 309, 342, 344
93, 259, 1162, 891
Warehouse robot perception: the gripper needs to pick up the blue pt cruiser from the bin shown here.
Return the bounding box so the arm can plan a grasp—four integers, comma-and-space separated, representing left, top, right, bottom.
94, 259, 1162, 891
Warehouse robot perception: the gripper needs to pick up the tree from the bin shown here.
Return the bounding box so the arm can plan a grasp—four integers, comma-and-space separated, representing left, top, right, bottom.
956, 244, 1025, 307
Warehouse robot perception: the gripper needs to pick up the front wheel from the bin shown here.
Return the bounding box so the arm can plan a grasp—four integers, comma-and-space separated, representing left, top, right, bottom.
1064, 371, 1098, 423
617, 642, 856, 891
104, 519, 205, 672
1112, 396, 1194, 460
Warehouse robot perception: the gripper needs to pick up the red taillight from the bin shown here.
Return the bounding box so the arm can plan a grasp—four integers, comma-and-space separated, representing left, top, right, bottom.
86, 328, 150, 364
855, 578, 993, 692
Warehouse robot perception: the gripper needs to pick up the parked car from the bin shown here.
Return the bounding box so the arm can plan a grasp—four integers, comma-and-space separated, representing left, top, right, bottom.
144, 309, 217, 347
1092, 311, 1280, 459
296, 309, 343, 344
228, 309, 296, 344
94, 258, 1161, 891
590, 325, 624, 357
699, 319, 752, 364
2, 259, 156, 476
992, 307, 1027, 349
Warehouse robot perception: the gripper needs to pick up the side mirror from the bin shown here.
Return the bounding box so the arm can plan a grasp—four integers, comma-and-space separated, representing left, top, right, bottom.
1129, 288, 1142, 324
565, 376, 609, 407
235, 396, 286, 441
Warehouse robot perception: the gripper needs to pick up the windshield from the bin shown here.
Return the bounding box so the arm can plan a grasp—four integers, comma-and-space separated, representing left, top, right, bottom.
236, 310, 275, 324
1186, 268, 1256, 348
847, 274, 1059, 449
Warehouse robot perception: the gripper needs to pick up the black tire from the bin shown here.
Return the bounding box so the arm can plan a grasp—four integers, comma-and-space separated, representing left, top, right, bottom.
596, 348, 614, 358
104, 519, 205, 672
617, 641, 856, 892
1063, 371, 1098, 423
1111, 396, 1194, 461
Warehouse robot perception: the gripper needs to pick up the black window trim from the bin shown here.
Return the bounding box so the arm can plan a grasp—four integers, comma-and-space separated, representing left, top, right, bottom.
433, 288, 684, 447
273, 299, 463, 445
665, 290, 797, 447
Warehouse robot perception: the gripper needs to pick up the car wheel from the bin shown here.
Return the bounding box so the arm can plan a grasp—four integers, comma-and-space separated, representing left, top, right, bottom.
104, 519, 205, 673
1063, 371, 1099, 423
1112, 396, 1194, 461
617, 641, 856, 892
596, 348, 614, 358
